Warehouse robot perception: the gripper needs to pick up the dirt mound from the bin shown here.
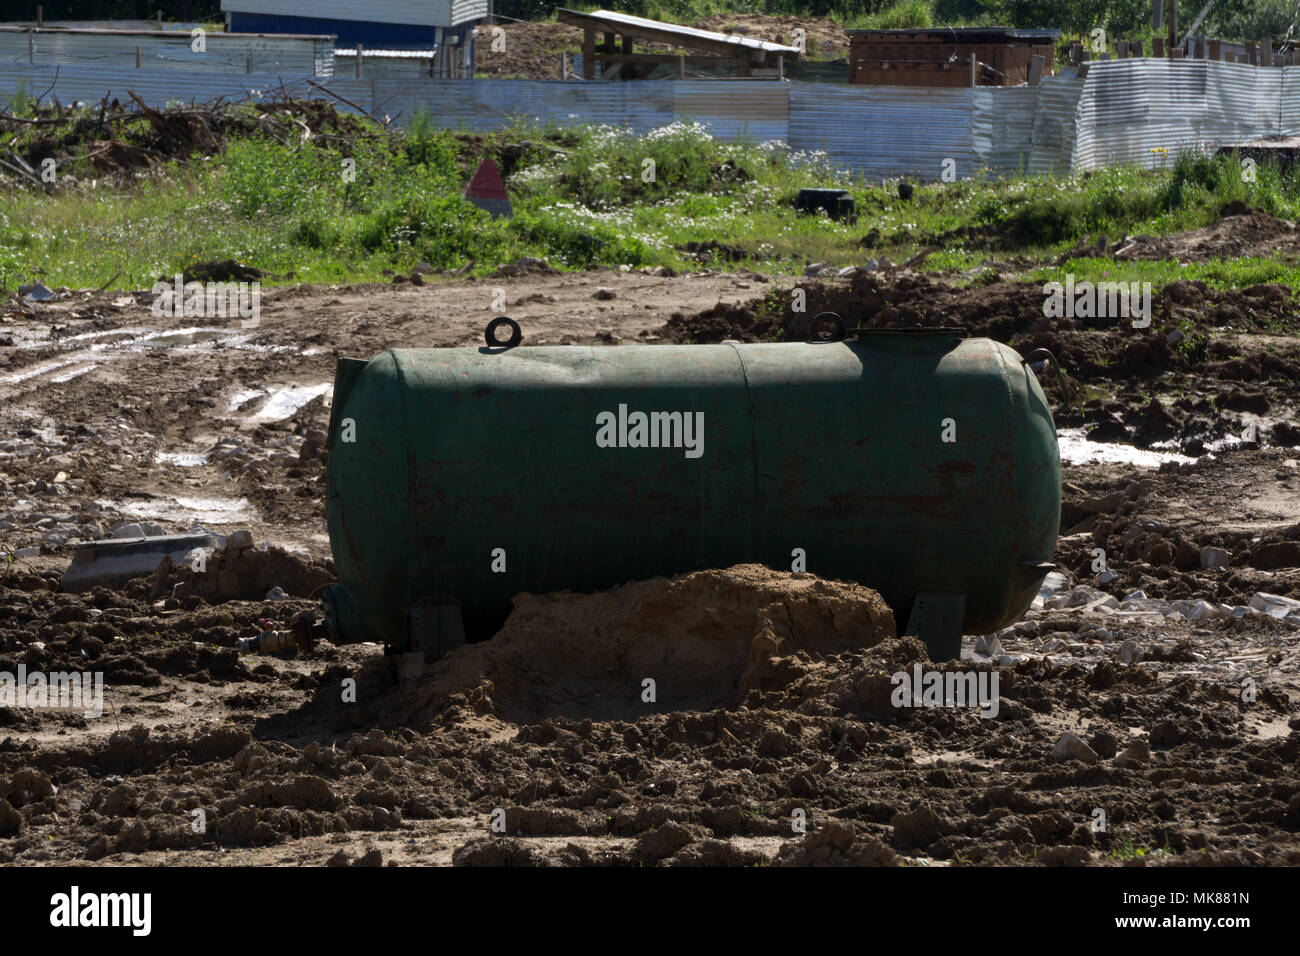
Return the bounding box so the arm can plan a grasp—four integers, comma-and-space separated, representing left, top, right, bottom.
660, 272, 1300, 345
155, 544, 335, 604
1113, 212, 1300, 261
399, 564, 895, 726
2, 96, 380, 190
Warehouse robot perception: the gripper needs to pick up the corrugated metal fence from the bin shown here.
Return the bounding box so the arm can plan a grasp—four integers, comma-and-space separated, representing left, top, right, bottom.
0, 27, 332, 75
2, 55, 1300, 180
0, 62, 319, 108
365, 61, 1300, 180
1072, 59, 1296, 171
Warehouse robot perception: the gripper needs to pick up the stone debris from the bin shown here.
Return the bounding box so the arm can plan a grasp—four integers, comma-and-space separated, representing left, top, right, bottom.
1200, 546, 1230, 569
1113, 739, 1152, 768
1053, 732, 1100, 764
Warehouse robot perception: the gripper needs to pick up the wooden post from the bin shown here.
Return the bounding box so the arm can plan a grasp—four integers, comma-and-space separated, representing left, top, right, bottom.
156, 9, 162, 29
1028, 53, 1044, 84
777, 54, 784, 80
1153, 36, 1164, 57
1132, 40, 1143, 57
1194, 35, 1204, 58
603, 32, 615, 52
136, 45, 142, 68
678, 54, 685, 78
1208, 38, 1220, 60
1262, 40, 1273, 66
1117, 40, 1129, 58
355, 44, 363, 77
582, 27, 594, 80
1245, 41, 1256, 66
969, 53, 977, 86
36, 5, 42, 27
1167, 0, 1176, 59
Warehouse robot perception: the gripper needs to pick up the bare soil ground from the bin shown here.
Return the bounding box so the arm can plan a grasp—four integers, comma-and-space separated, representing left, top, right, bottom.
2, 232, 1299, 865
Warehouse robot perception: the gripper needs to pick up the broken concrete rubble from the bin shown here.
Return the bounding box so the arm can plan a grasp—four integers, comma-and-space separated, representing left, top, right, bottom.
60, 532, 218, 593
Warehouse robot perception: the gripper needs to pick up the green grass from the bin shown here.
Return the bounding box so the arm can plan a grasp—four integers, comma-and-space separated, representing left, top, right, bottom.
1029, 257, 1300, 295
3, 102, 1299, 293
1109, 832, 1177, 860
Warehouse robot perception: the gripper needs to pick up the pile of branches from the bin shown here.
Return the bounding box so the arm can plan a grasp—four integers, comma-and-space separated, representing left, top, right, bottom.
0, 86, 384, 189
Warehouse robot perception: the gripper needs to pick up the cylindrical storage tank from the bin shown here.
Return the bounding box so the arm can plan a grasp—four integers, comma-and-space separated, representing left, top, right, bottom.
324, 333, 1060, 653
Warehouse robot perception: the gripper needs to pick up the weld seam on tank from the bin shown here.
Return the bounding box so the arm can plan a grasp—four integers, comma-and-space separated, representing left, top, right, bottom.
391, 348, 418, 627
725, 341, 762, 561
992, 341, 1020, 627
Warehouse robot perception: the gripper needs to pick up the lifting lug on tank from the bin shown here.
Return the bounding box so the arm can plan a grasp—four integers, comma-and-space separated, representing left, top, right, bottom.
484, 316, 522, 349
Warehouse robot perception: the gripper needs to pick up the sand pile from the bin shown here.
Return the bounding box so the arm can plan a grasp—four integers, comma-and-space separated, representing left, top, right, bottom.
400, 564, 895, 725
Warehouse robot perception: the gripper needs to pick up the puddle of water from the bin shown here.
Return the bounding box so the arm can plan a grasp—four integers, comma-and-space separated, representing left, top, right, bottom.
130, 327, 251, 350
4, 325, 311, 390
2, 351, 102, 385
228, 388, 265, 411
62, 327, 149, 345
154, 451, 209, 467
49, 364, 99, 383
100, 495, 252, 524
1057, 428, 1195, 468
243, 384, 333, 423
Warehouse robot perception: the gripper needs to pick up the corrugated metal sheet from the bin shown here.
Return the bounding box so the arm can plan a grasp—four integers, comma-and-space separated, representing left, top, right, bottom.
0, 62, 320, 108
318, 77, 375, 115
450, 0, 489, 27
221, 0, 482, 28
1073, 59, 1289, 171
972, 85, 1036, 174
673, 80, 787, 141
556, 9, 799, 55
371, 77, 676, 132
1281, 68, 1300, 135
1027, 73, 1083, 176
0, 27, 332, 75
789, 83, 974, 180
334, 48, 434, 58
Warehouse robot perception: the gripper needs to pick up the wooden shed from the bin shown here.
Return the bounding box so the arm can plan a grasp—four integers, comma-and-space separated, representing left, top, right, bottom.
847, 27, 1059, 87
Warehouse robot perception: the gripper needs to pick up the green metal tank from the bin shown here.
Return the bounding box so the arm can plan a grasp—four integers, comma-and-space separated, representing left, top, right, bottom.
323, 331, 1060, 660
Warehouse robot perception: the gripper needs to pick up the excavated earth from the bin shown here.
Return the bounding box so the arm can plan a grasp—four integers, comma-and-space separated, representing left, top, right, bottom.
1, 249, 1299, 866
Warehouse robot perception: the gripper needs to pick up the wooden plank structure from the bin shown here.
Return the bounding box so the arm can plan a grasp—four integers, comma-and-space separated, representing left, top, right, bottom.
556, 7, 800, 80
847, 26, 1059, 87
